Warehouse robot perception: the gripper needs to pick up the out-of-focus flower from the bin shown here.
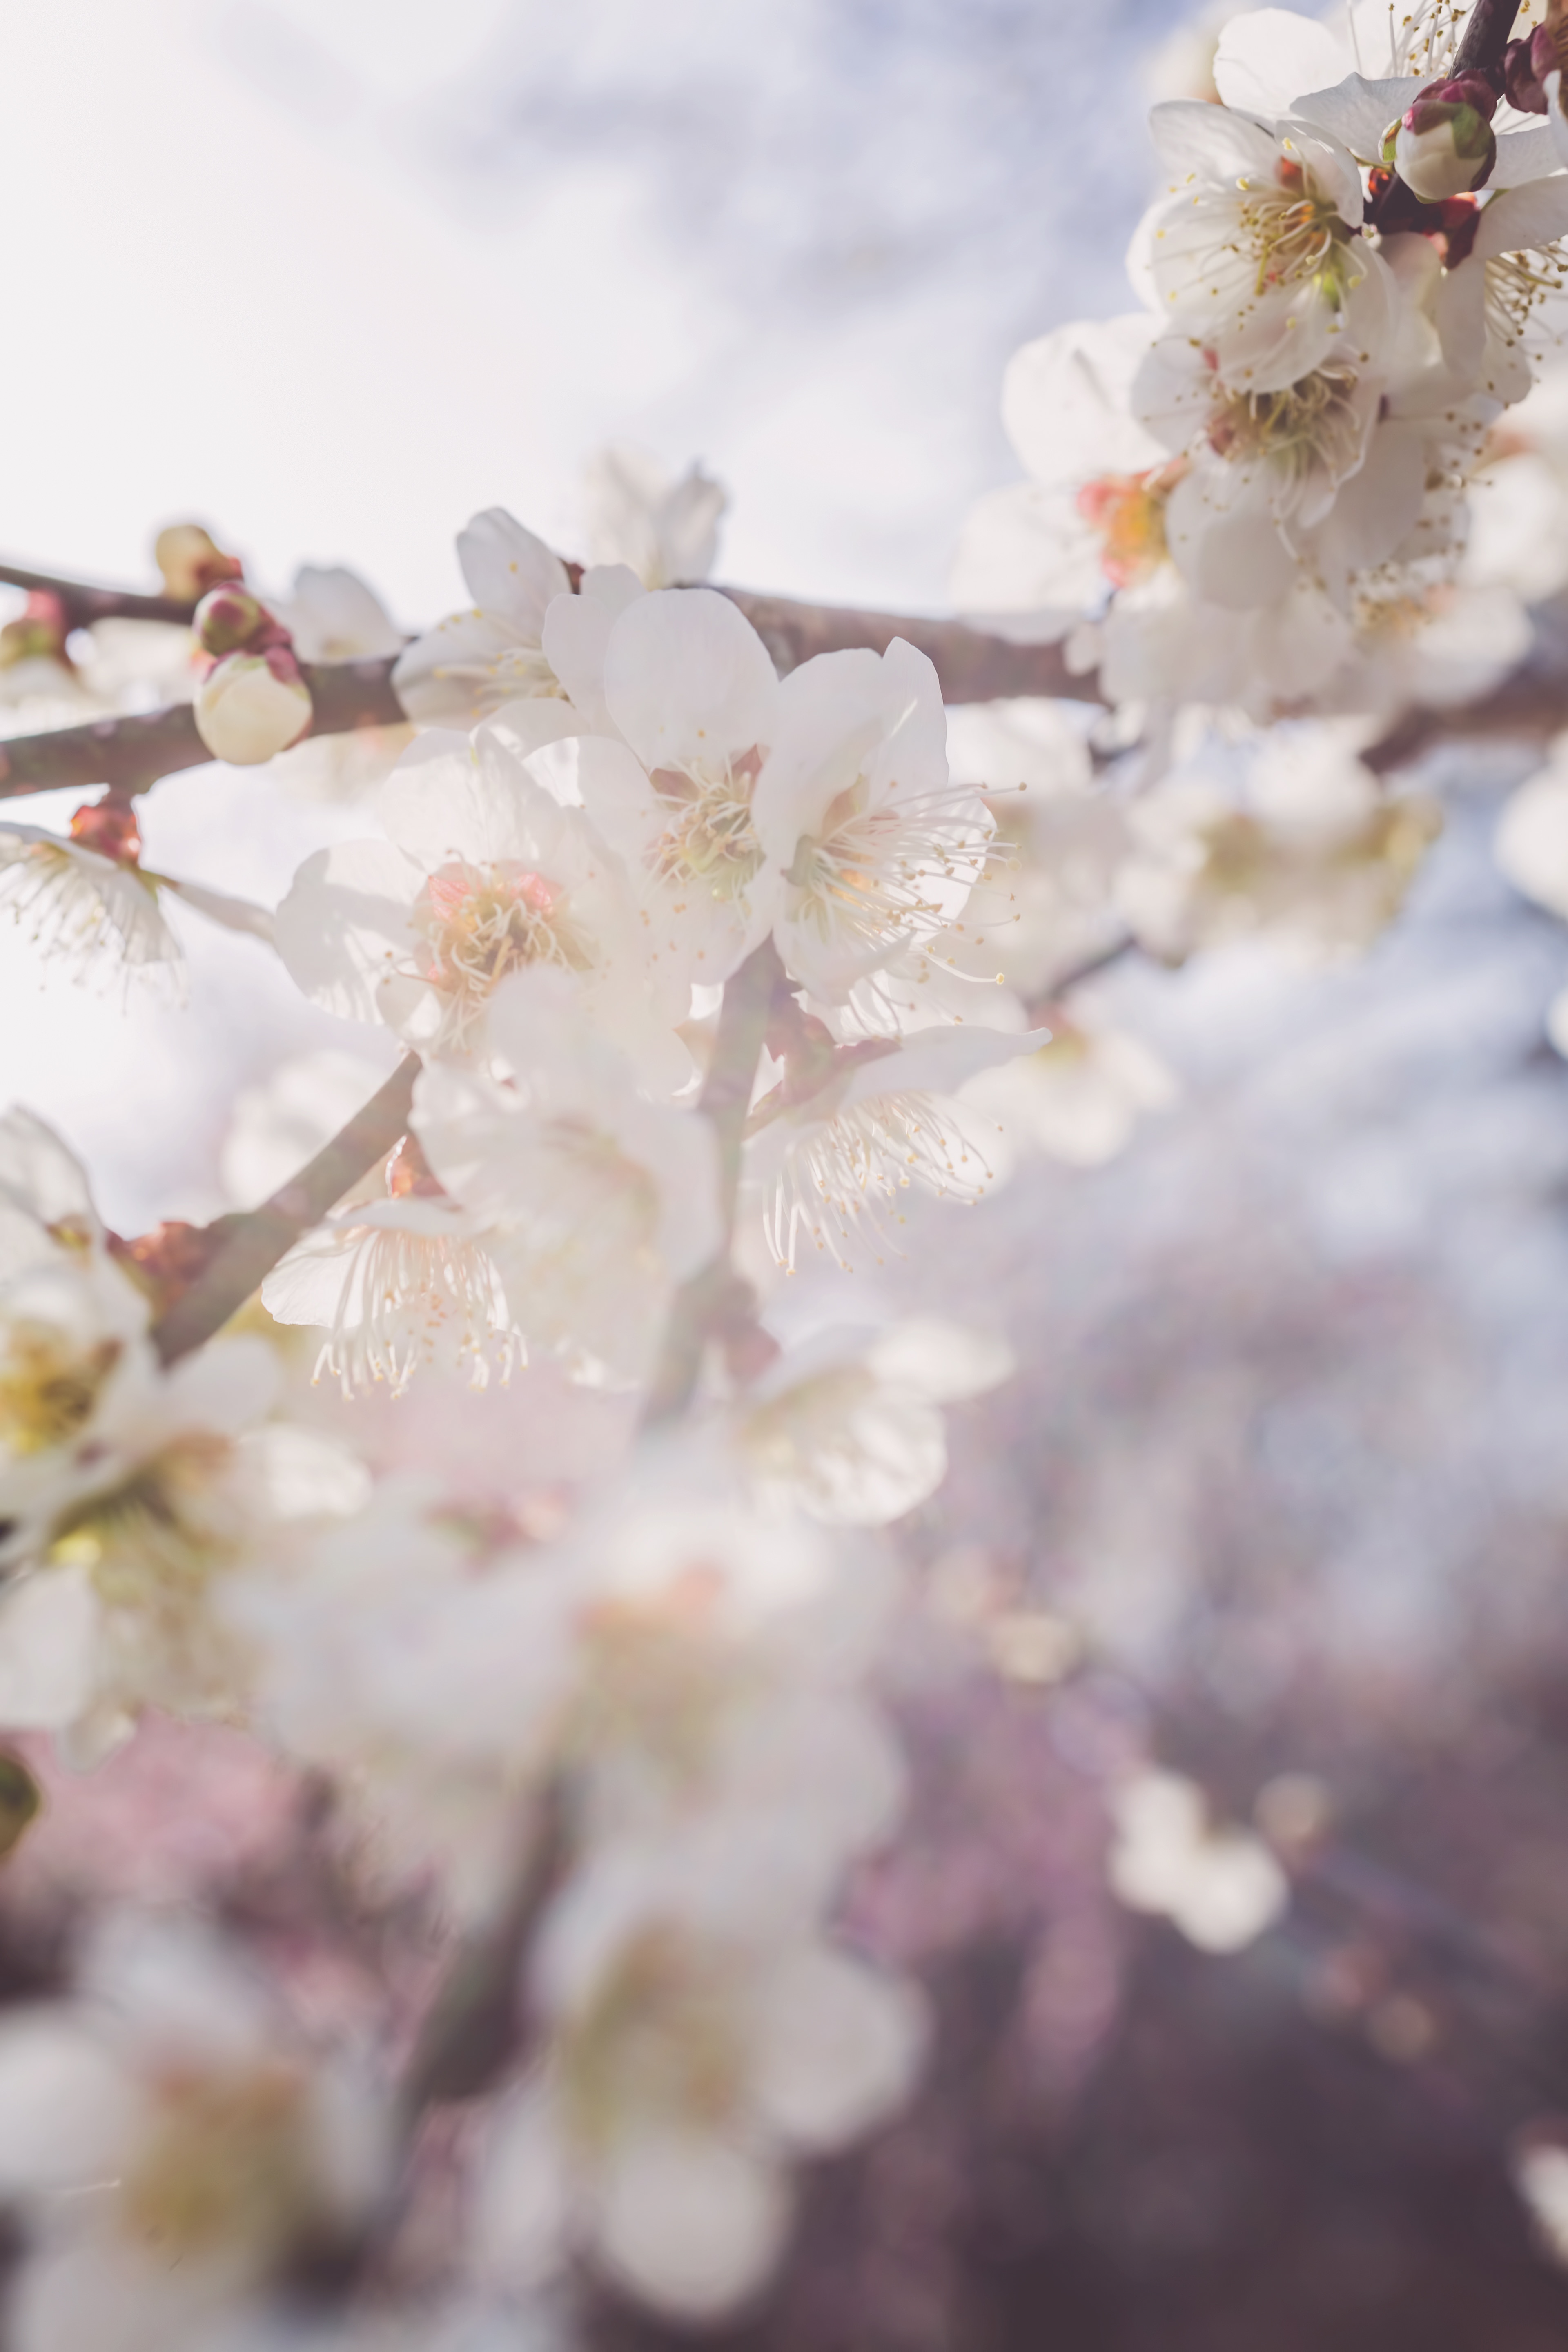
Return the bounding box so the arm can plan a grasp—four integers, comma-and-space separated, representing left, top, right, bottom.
195, 648, 313, 767
1108, 1768, 1289, 1952
1497, 733, 1568, 918
582, 444, 727, 588
1116, 730, 1441, 963
0, 1911, 388, 2352
744, 1025, 1041, 1271
274, 717, 679, 1071
474, 1832, 925, 2323
413, 970, 721, 1387
0, 1106, 107, 1280
734, 1316, 1013, 1525
154, 522, 243, 602
968, 1018, 1179, 1168
393, 510, 571, 729
0, 1280, 364, 1763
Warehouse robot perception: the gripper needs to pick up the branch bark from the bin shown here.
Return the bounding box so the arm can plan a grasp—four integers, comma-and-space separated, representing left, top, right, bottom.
0, 559, 196, 629
150, 1054, 420, 1364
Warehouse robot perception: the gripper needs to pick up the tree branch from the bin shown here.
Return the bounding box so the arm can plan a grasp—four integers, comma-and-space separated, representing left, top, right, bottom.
0, 559, 196, 629
150, 1055, 420, 1364
722, 589, 1098, 703
0, 658, 408, 799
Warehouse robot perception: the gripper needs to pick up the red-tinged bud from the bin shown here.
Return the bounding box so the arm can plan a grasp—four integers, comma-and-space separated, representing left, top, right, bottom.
1506, 21, 1568, 111
0, 591, 71, 670
107, 1219, 227, 1316
154, 522, 245, 603
1383, 76, 1497, 201
194, 584, 267, 656
194, 646, 313, 765
69, 794, 143, 866
386, 1133, 447, 1200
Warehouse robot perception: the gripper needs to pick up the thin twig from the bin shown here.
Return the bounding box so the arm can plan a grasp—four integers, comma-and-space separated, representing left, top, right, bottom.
0, 558, 196, 629
150, 1055, 420, 1364
642, 940, 786, 1426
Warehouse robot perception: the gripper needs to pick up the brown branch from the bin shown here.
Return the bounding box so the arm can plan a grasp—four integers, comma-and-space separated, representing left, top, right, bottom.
722, 588, 1100, 704
1361, 659, 1568, 775
0, 657, 407, 799
150, 1055, 420, 1364
0, 558, 196, 629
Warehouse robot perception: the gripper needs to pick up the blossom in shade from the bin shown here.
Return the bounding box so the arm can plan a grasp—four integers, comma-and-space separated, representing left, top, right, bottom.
0, 1912, 388, 2352
393, 510, 572, 728
966, 1018, 1180, 1168
0, 818, 180, 996
582, 443, 727, 588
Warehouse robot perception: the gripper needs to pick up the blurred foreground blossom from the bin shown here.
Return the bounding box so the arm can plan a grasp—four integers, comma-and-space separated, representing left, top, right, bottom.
581, 443, 727, 588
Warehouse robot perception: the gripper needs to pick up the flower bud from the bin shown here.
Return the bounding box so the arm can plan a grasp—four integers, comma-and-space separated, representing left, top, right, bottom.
195, 647, 312, 765
154, 522, 244, 603
1385, 74, 1498, 202
194, 584, 267, 656
0, 591, 70, 670
69, 794, 143, 865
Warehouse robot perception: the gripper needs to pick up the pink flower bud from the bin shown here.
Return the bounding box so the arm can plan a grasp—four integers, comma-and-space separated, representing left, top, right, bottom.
194, 647, 312, 765
1385, 76, 1497, 201
194, 584, 267, 656
69, 794, 143, 865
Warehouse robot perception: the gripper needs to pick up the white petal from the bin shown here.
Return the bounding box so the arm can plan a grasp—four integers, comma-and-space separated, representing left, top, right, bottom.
592, 2130, 790, 2323
1214, 13, 1352, 119
472, 2082, 575, 2290
274, 838, 422, 1023
1000, 315, 1164, 486
1289, 74, 1414, 162
0, 1568, 99, 1732
540, 566, 644, 733
457, 509, 570, 635
1491, 125, 1562, 187
751, 1947, 926, 2152
601, 588, 780, 771
0, 2013, 132, 2193
1475, 174, 1568, 262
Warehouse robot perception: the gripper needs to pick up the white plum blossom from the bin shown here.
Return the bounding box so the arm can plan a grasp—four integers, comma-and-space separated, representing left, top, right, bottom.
1115, 727, 1442, 962
744, 1024, 1043, 1271
0, 822, 182, 996
474, 1830, 925, 2323
0, 1106, 110, 1279
261, 1136, 521, 1399
543, 584, 786, 992
582, 443, 727, 588
0, 1912, 388, 2352
734, 1316, 1013, 1526
951, 314, 1170, 639
1141, 103, 1394, 395
272, 563, 403, 663
412, 970, 722, 1385
393, 510, 571, 728
967, 1018, 1180, 1168
1108, 1768, 1289, 1953
756, 638, 996, 1002
0, 1290, 365, 1764
274, 715, 681, 1069
1435, 176, 1568, 406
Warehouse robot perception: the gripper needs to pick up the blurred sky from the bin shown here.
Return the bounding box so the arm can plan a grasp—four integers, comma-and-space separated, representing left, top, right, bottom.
0, 0, 1177, 1224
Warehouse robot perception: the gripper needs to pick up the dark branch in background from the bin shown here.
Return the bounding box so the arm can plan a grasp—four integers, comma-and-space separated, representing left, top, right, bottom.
724, 589, 1097, 703
150, 1056, 420, 1365
0, 558, 196, 630
1453, 0, 1523, 75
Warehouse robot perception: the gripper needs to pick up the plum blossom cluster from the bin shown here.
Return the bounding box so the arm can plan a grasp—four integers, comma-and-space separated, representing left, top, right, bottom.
6, 12, 1568, 2321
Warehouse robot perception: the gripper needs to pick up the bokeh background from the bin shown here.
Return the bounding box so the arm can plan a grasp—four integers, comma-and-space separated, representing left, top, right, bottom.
9, 4, 1568, 2345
